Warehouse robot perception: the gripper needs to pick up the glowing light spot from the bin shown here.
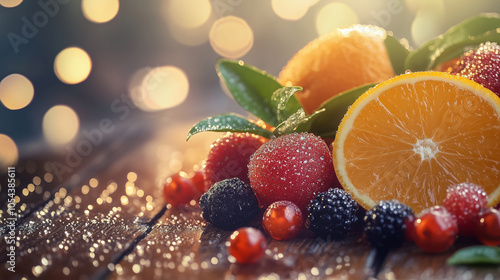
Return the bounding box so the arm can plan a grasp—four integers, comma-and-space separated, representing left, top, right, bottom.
54, 47, 92, 84
166, 0, 211, 29
0, 0, 22, 8
315, 2, 359, 36
0, 74, 34, 110
81, 185, 90, 195
120, 195, 129, 206
132, 264, 142, 274
44, 173, 53, 183
0, 134, 18, 168
42, 105, 80, 146
272, 0, 312, 21
82, 0, 119, 23
209, 16, 254, 59
127, 172, 138, 182
131, 66, 189, 112
411, 9, 445, 46
90, 178, 99, 188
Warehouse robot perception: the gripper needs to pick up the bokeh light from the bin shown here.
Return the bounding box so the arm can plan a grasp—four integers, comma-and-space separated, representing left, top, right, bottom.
315, 2, 359, 36
0, 134, 18, 169
82, 0, 120, 24
272, 0, 311, 21
0, 0, 22, 8
166, 0, 212, 29
42, 105, 80, 146
54, 47, 92, 85
411, 9, 445, 46
0, 74, 34, 110
209, 16, 254, 59
130, 66, 189, 112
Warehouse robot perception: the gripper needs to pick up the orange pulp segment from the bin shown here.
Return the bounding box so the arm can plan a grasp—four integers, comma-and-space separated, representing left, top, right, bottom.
333, 71, 500, 214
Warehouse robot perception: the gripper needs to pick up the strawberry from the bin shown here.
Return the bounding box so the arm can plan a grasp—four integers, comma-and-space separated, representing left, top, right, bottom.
448, 42, 500, 97
248, 132, 336, 212
203, 132, 268, 191
442, 182, 488, 236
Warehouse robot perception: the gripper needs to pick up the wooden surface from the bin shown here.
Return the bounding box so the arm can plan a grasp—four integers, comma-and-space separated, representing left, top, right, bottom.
1, 119, 499, 280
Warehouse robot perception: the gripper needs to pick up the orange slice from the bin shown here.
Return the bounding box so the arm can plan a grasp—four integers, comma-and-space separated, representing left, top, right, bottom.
333, 71, 500, 213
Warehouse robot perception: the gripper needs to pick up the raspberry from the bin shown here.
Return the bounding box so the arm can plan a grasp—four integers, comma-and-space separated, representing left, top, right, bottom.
476, 208, 500, 246
413, 206, 458, 253
364, 200, 414, 250
203, 133, 268, 190
306, 188, 359, 240
199, 178, 260, 231
263, 201, 304, 240
227, 227, 267, 264
449, 42, 500, 97
248, 132, 335, 212
442, 182, 488, 236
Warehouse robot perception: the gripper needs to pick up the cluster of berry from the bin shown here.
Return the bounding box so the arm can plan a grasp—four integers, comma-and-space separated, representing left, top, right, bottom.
162, 131, 499, 264
364, 183, 500, 254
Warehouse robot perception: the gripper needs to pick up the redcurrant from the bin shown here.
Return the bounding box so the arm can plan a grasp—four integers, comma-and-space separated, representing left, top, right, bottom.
162, 172, 199, 207
404, 214, 416, 242
227, 227, 267, 264
476, 208, 500, 246
413, 206, 458, 253
191, 167, 207, 193
263, 201, 304, 240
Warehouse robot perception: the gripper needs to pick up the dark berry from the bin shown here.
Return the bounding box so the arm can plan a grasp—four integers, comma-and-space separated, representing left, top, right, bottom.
364, 200, 414, 250
199, 178, 260, 231
306, 188, 359, 240
228, 227, 267, 264
442, 183, 488, 236
449, 42, 500, 97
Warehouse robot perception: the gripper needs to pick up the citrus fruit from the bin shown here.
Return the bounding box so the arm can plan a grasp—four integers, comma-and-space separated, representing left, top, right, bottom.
278, 24, 395, 115
332, 71, 500, 214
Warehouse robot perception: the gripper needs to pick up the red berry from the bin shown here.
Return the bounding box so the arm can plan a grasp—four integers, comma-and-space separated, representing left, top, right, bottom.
203, 133, 268, 190
263, 201, 304, 240
449, 42, 500, 97
248, 132, 335, 212
442, 182, 488, 236
404, 214, 416, 242
413, 206, 458, 253
191, 167, 207, 193
227, 227, 267, 264
476, 208, 500, 246
162, 172, 199, 207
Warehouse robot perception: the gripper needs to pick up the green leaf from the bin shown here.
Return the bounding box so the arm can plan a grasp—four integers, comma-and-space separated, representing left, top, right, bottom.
271, 86, 303, 122
273, 108, 324, 137
216, 59, 282, 126
448, 246, 500, 266
384, 34, 410, 75
406, 13, 500, 71
308, 83, 376, 138
186, 113, 274, 140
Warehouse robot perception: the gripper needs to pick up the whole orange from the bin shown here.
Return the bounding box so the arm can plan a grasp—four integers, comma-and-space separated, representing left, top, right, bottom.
278, 25, 395, 114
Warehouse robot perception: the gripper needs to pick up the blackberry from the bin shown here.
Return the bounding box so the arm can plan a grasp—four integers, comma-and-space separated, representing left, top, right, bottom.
199, 178, 259, 231
306, 188, 359, 239
364, 200, 414, 250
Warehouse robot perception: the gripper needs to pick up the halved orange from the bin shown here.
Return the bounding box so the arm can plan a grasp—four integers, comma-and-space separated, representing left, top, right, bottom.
333, 71, 500, 213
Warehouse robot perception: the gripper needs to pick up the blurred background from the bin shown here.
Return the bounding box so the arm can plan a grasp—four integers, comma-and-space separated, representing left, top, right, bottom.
0, 0, 499, 169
